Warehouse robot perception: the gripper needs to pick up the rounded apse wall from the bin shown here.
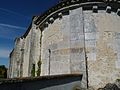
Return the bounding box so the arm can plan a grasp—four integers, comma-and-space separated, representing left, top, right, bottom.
36, 1, 120, 89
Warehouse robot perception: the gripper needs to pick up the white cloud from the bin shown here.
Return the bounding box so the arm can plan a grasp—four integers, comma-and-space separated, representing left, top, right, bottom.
0, 23, 26, 40
0, 23, 26, 30
0, 8, 31, 20
0, 49, 11, 58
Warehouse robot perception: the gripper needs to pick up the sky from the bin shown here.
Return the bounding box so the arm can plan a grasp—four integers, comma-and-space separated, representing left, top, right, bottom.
0, 0, 60, 67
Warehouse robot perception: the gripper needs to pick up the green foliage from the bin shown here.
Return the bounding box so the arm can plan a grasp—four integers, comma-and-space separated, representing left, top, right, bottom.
116, 79, 120, 82
37, 60, 42, 76
0, 65, 7, 78
31, 64, 35, 77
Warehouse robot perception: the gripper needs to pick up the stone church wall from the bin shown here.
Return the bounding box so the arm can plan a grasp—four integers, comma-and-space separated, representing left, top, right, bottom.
22, 25, 41, 77
41, 8, 86, 86
9, 38, 24, 78
9, 0, 120, 89
83, 10, 120, 89
9, 23, 41, 77
41, 7, 120, 89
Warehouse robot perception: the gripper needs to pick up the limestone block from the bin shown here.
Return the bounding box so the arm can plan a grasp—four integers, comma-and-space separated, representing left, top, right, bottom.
85, 40, 96, 48
50, 59, 70, 75
116, 61, 120, 69
70, 7, 83, 15
83, 10, 120, 89
114, 32, 120, 39
85, 33, 96, 40
84, 12, 96, 33
70, 33, 84, 41
70, 53, 85, 62
41, 59, 49, 75
52, 49, 70, 56
70, 40, 84, 48
49, 43, 58, 50
87, 52, 96, 61
57, 41, 70, 49
70, 8, 83, 33
70, 61, 86, 73
70, 48, 83, 54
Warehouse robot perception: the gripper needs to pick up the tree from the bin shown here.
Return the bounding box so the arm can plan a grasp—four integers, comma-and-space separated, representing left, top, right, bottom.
37, 60, 42, 76
0, 65, 7, 79
31, 64, 35, 77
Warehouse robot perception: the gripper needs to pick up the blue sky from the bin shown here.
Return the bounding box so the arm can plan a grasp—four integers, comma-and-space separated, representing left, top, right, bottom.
0, 0, 60, 67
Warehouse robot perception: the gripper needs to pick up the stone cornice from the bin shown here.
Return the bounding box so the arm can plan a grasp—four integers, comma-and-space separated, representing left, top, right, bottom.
21, 23, 32, 38
34, 0, 120, 28
20, 0, 120, 38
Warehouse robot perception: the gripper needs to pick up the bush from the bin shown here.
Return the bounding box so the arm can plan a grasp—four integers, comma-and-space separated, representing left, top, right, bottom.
37, 60, 42, 76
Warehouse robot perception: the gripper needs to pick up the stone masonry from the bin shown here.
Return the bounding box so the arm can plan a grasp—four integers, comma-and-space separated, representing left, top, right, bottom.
8, 0, 120, 89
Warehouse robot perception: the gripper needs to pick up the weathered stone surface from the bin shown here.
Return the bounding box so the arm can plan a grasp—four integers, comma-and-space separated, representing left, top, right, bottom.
9, 23, 41, 77
69, 7, 87, 88
9, 3, 120, 90
41, 17, 71, 75
83, 10, 120, 89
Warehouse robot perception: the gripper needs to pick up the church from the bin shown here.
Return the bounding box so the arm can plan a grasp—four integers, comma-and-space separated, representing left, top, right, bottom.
8, 0, 120, 89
